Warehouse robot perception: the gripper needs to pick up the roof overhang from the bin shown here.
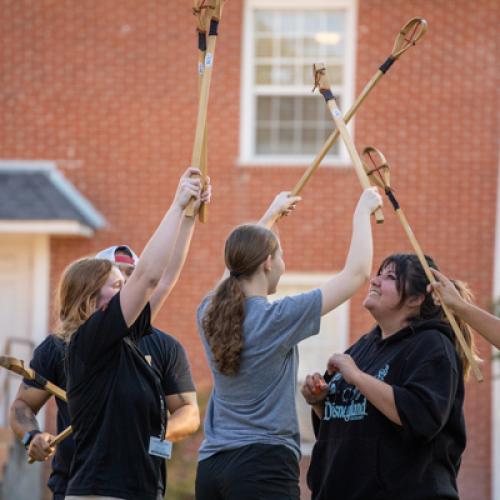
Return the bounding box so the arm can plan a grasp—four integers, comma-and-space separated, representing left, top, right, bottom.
0, 160, 106, 237
0, 220, 95, 237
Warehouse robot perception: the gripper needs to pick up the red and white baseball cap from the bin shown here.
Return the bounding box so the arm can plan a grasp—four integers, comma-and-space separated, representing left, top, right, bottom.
95, 245, 139, 266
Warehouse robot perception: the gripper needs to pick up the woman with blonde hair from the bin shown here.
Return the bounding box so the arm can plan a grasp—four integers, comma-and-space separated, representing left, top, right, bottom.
56, 167, 209, 500
195, 187, 382, 500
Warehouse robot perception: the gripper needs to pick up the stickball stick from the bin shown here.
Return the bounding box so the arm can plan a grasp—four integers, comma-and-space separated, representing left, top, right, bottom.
186, 0, 225, 220
192, 0, 211, 222
313, 63, 384, 223
361, 146, 483, 382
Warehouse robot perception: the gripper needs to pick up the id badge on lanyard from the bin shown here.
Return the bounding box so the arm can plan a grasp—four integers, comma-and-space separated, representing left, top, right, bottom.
149, 436, 172, 459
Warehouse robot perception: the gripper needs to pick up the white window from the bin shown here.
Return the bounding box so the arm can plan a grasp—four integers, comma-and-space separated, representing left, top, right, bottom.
271, 273, 349, 454
240, 0, 357, 166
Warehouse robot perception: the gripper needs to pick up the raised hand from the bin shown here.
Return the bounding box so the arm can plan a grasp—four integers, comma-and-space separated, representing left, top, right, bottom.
260, 192, 302, 228
174, 167, 203, 210
355, 186, 383, 216
427, 269, 462, 312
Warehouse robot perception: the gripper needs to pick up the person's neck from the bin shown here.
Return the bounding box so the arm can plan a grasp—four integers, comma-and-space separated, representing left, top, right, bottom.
240, 272, 268, 298
377, 315, 410, 339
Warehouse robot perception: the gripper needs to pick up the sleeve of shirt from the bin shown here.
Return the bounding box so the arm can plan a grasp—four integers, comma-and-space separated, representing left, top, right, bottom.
70, 292, 151, 364
271, 288, 323, 349
160, 337, 196, 396
393, 339, 460, 440
23, 337, 59, 389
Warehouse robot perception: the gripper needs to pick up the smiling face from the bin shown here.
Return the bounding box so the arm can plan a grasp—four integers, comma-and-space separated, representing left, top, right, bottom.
363, 256, 428, 335
96, 266, 124, 309
363, 263, 401, 316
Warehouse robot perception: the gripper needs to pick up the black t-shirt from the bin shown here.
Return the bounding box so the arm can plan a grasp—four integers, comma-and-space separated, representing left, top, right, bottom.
25, 297, 195, 497
307, 319, 466, 500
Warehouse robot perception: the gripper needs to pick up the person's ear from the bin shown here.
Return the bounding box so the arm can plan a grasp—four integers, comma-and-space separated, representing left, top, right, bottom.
263, 255, 273, 272
407, 294, 425, 308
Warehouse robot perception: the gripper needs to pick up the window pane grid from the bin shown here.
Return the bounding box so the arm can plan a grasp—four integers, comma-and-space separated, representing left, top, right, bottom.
251, 7, 347, 159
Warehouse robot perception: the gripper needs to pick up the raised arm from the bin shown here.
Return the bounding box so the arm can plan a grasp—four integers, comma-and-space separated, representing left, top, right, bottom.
149, 180, 212, 321
120, 168, 202, 327
258, 192, 301, 229
319, 187, 382, 316
429, 269, 500, 349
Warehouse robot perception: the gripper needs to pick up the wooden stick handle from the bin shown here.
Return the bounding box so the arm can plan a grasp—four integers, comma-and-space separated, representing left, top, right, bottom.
198, 126, 208, 223
186, 26, 218, 218
325, 97, 384, 223
395, 208, 483, 381
292, 71, 384, 197
196, 38, 209, 223
28, 426, 73, 464
43, 379, 67, 402
0, 356, 68, 402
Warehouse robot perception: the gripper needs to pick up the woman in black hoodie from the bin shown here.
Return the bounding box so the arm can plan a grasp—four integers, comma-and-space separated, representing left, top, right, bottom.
302, 253, 477, 500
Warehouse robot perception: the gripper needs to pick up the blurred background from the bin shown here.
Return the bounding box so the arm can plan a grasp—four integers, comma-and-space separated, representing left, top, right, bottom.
0, 0, 498, 498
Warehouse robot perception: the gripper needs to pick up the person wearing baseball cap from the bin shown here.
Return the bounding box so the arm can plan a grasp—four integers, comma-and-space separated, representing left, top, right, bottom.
95, 245, 139, 281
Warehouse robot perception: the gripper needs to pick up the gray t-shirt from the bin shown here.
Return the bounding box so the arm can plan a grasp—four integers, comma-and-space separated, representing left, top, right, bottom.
197, 288, 322, 461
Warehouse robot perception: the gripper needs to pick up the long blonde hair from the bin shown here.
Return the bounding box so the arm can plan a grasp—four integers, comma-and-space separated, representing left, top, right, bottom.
54, 258, 114, 343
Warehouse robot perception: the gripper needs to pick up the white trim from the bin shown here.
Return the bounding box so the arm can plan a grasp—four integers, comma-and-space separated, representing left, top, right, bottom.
492, 146, 500, 500
0, 160, 106, 230
31, 235, 50, 347
239, 0, 357, 166
0, 160, 56, 172
0, 220, 95, 237
237, 157, 354, 168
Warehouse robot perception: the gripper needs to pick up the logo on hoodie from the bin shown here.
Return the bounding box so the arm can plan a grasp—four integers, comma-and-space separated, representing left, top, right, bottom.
323, 364, 390, 422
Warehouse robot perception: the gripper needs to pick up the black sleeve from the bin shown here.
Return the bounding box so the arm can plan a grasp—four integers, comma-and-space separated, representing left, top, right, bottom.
70, 293, 151, 364
393, 343, 460, 440
311, 409, 322, 437
160, 337, 196, 396
23, 336, 62, 390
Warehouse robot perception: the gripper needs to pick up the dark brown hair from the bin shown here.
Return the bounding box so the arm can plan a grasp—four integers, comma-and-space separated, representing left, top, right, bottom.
377, 254, 478, 379
202, 224, 279, 375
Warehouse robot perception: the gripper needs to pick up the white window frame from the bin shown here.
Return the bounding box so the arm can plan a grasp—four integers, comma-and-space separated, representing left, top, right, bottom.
239, 0, 358, 167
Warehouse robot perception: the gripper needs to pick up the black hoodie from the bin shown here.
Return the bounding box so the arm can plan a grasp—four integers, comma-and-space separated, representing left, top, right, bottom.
307, 320, 465, 500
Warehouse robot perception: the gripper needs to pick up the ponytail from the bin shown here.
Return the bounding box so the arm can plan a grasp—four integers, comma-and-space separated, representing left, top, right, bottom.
202, 276, 245, 375
202, 224, 279, 376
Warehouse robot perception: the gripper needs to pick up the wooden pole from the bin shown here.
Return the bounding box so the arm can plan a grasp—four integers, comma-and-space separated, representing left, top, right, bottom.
313, 63, 384, 223
185, 0, 225, 220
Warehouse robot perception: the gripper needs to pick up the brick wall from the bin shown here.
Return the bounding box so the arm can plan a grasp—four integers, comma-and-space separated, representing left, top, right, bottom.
1, 1, 498, 498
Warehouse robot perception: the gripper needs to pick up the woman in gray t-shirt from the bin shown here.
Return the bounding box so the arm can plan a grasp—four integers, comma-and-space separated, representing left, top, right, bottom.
196, 188, 382, 500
